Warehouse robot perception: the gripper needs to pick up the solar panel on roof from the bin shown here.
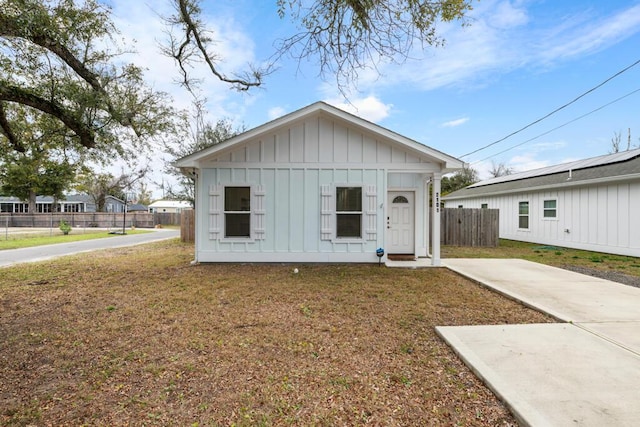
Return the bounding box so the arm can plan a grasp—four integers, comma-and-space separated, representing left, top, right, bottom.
468, 148, 640, 188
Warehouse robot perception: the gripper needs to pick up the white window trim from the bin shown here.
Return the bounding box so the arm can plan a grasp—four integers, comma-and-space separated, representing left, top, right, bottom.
222, 184, 254, 242
208, 183, 265, 242
518, 200, 530, 230
320, 183, 376, 243
543, 199, 558, 220
334, 184, 364, 242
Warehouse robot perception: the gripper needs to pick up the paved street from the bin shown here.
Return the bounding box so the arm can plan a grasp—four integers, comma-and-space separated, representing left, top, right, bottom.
0, 228, 180, 268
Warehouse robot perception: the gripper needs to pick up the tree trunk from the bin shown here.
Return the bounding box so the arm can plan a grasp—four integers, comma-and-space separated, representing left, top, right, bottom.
28, 189, 36, 213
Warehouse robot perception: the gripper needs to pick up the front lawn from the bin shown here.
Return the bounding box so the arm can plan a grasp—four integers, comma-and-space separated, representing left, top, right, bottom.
0, 240, 550, 425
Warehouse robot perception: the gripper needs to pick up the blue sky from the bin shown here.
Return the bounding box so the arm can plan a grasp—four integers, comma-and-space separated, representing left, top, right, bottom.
108, 0, 640, 194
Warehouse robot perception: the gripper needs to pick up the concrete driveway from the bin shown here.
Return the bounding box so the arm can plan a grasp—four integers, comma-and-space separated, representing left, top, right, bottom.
439, 258, 640, 426
0, 228, 180, 268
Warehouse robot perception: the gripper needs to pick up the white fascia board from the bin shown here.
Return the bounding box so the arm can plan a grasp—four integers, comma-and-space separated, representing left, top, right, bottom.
175, 102, 327, 168
322, 105, 464, 169
175, 101, 464, 170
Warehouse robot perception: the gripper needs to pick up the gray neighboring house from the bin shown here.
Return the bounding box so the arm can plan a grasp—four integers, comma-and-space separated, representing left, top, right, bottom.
443, 149, 640, 257
0, 194, 125, 213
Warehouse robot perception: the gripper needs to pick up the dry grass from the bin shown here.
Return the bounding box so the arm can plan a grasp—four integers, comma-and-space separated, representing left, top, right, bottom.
443, 239, 640, 279
0, 240, 552, 426
0, 229, 150, 250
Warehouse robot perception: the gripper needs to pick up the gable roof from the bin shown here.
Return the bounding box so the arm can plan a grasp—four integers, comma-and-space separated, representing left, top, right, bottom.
445, 148, 640, 200
127, 203, 148, 211
175, 101, 463, 171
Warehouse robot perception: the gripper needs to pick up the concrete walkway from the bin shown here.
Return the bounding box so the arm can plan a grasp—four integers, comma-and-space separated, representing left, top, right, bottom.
0, 228, 180, 268
439, 258, 640, 426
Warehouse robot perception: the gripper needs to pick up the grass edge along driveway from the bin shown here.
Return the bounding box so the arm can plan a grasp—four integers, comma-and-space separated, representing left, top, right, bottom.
0, 239, 551, 426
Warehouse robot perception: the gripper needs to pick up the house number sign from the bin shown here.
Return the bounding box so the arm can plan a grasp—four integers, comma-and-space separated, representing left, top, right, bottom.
435, 192, 440, 213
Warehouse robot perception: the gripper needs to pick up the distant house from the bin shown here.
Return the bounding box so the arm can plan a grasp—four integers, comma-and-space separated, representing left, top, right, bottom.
148, 200, 192, 213
175, 101, 464, 265
443, 149, 640, 257
0, 194, 125, 213
127, 203, 148, 212
103, 195, 126, 213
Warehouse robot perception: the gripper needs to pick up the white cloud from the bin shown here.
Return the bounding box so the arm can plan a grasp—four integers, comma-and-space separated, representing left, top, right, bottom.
528, 141, 568, 152
268, 106, 287, 120
324, 95, 393, 122
537, 4, 640, 63
441, 117, 470, 128
355, 1, 640, 92
508, 154, 552, 172
488, 1, 529, 29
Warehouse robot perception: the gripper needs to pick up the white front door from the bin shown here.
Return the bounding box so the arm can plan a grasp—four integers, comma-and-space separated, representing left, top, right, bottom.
387, 191, 414, 254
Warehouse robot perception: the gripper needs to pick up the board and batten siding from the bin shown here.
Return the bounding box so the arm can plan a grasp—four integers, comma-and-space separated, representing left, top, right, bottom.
205, 116, 434, 167
447, 180, 640, 257
194, 115, 435, 262
196, 167, 386, 262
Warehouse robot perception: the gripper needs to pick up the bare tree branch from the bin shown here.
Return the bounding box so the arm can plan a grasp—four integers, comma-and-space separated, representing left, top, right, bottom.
274, 0, 472, 91
164, 0, 269, 93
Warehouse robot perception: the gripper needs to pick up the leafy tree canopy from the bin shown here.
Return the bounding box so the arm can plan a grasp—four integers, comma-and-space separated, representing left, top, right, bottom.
441, 166, 478, 195
0, 104, 79, 210
74, 167, 148, 212
0, 0, 175, 159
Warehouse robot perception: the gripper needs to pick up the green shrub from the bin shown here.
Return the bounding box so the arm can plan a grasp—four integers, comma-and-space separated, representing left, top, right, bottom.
59, 220, 72, 235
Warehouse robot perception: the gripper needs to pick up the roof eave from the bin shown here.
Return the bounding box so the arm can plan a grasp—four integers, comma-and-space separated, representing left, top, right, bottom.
444, 172, 640, 200
175, 102, 464, 169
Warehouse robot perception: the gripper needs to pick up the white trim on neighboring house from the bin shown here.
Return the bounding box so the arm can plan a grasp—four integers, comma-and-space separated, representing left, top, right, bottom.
442, 149, 640, 257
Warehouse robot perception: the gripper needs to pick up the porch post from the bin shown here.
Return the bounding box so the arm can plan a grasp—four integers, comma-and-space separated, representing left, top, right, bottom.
424, 176, 430, 258
431, 172, 442, 266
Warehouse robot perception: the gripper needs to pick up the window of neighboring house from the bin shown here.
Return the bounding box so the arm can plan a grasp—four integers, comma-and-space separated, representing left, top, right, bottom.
224, 186, 251, 238
336, 186, 362, 238
64, 204, 79, 213
518, 201, 529, 229
481, 203, 488, 209
543, 199, 557, 218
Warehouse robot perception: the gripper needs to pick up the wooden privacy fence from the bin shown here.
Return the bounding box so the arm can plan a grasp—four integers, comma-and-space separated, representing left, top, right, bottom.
180, 209, 195, 243
0, 212, 184, 228
441, 208, 499, 247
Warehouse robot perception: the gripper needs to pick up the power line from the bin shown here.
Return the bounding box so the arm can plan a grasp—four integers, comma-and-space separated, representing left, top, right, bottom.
460, 57, 640, 158
470, 87, 640, 165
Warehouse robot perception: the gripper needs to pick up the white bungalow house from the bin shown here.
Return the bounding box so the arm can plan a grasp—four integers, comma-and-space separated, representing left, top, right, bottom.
175, 101, 464, 265
443, 149, 640, 257
148, 200, 192, 213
